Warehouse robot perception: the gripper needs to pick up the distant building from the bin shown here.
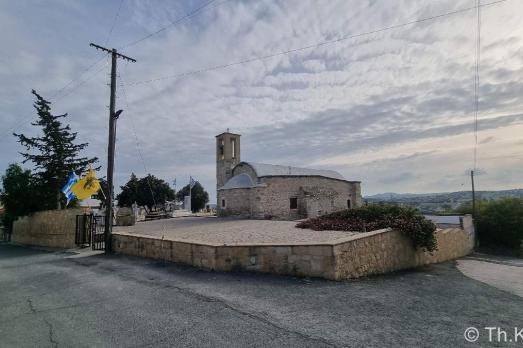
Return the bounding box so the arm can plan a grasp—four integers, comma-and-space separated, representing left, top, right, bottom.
216, 131, 362, 220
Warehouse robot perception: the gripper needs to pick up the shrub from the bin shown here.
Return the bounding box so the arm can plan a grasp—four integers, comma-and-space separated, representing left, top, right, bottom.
476, 198, 523, 248
296, 204, 438, 252
454, 198, 523, 249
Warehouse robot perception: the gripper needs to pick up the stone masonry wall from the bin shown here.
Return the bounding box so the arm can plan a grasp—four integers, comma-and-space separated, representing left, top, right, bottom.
256, 176, 360, 220
112, 232, 335, 279
217, 188, 253, 217
333, 215, 475, 279
113, 215, 474, 280
12, 208, 86, 249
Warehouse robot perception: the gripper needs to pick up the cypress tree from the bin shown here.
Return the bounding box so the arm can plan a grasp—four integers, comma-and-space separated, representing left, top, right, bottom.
14, 90, 98, 210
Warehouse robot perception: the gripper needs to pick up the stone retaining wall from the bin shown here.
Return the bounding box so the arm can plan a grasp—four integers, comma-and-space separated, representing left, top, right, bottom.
12, 209, 86, 249
112, 215, 474, 280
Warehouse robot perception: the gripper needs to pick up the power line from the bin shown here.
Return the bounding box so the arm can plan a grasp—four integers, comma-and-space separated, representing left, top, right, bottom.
0, 55, 110, 140
0, 0, 224, 141
104, 0, 126, 46
125, 0, 508, 87
473, 0, 482, 170
119, 0, 224, 49
51, 55, 108, 99
118, 69, 159, 209
58, 57, 111, 99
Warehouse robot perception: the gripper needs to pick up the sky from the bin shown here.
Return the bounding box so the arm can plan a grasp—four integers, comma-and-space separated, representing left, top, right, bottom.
0, 0, 522, 203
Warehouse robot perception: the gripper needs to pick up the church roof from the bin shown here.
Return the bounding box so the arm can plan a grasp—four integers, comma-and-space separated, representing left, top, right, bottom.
244, 162, 347, 181
221, 173, 256, 189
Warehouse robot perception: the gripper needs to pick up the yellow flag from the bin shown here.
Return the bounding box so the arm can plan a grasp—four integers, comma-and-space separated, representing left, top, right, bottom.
71, 169, 101, 200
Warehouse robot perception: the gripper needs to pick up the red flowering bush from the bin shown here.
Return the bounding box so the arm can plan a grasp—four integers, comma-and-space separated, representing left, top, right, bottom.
296, 204, 437, 252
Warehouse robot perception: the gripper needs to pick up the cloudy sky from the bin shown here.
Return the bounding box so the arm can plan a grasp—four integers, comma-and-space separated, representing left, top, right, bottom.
1, 0, 522, 202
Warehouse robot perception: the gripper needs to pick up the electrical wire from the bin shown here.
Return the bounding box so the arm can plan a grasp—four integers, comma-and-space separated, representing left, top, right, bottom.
105, 0, 126, 46
0, 54, 110, 140
119, 0, 224, 49
125, 0, 507, 86
473, 0, 482, 171
117, 67, 158, 209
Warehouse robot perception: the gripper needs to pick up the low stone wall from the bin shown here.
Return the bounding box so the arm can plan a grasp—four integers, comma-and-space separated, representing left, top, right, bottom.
12, 209, 86, 249
334, 226, 474, 279
112, 215, 474, 280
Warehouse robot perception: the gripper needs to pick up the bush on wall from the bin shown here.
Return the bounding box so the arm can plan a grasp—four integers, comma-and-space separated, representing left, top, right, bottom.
296, 204, 438, 252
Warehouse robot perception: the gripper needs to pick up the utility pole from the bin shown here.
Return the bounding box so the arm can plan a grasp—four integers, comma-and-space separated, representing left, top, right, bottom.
90, 43, 136, 254
471, 169, 476, 218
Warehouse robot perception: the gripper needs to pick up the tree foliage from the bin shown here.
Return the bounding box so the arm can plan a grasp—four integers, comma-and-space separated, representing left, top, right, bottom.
297, 204, 438, 252
176, 182, 209, 213
13, 90, 98, 210
456, 198, 523, 248
116, 173, 175, 209
0, 164, 40, 233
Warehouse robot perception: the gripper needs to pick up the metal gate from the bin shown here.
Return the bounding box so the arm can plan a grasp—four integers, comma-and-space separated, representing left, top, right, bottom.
75, 214, 105, 250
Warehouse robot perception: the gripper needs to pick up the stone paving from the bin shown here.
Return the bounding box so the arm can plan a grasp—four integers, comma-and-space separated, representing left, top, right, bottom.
114, 216, 358, 245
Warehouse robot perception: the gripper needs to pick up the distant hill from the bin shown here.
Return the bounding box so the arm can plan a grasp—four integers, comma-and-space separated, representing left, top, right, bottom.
364, 189, 523, 214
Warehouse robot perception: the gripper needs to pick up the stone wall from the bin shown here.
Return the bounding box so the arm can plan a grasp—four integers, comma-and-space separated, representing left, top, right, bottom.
113, 215, 474, 280
256, 176, 360, 220
112, 232, 336, 279
217, 187, 253, 217
218, 166, 362, 220
216, 133, 241, 190
333, 227, 474, 279
12, 208, 86, 249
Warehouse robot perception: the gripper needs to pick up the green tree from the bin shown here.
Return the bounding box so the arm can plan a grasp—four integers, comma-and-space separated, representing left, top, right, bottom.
116, 173, 175, 209
14, 90, 98, 210
455, 198, 523, 248
0, 164, 40, 234
176, 182, 209, 213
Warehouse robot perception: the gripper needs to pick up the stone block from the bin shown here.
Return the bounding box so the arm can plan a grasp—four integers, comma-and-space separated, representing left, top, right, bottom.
116, 207, 135, 226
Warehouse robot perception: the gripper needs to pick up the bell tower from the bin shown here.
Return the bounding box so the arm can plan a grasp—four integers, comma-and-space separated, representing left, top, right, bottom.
216, 130, 241, 190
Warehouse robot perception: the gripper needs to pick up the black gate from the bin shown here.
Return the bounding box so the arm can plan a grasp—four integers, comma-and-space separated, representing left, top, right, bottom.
75, 214, 105, 251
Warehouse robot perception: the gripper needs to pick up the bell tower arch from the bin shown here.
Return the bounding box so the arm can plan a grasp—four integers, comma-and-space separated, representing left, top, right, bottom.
216, 131, 241, 190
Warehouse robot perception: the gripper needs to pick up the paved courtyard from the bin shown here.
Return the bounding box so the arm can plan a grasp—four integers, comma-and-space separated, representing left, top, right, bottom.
1, 243, 523, 347
114, 217, 358, 245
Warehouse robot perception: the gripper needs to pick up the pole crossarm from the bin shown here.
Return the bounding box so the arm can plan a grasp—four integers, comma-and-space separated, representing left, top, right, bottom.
90, 42, 136, 254
89, 43, 137, 63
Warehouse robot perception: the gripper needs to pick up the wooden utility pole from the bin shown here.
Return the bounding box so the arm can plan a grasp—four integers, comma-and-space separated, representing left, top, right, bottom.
471, 170, 476, 219
90, 43, 136, 254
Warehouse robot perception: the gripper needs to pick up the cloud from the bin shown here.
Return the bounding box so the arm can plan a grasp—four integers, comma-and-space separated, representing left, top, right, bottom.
1, 0, 522, 202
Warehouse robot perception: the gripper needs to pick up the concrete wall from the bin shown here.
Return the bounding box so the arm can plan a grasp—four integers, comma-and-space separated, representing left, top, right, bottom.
113, 215, 474, 280
12, 209, 86, 249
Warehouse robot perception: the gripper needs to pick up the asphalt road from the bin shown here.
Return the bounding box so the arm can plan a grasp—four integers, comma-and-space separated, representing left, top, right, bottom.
1, 243, 522, 348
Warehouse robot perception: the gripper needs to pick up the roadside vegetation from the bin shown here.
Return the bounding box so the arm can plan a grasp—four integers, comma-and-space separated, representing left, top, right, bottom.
455, 198, 523, 252
297, 204, 438, 251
